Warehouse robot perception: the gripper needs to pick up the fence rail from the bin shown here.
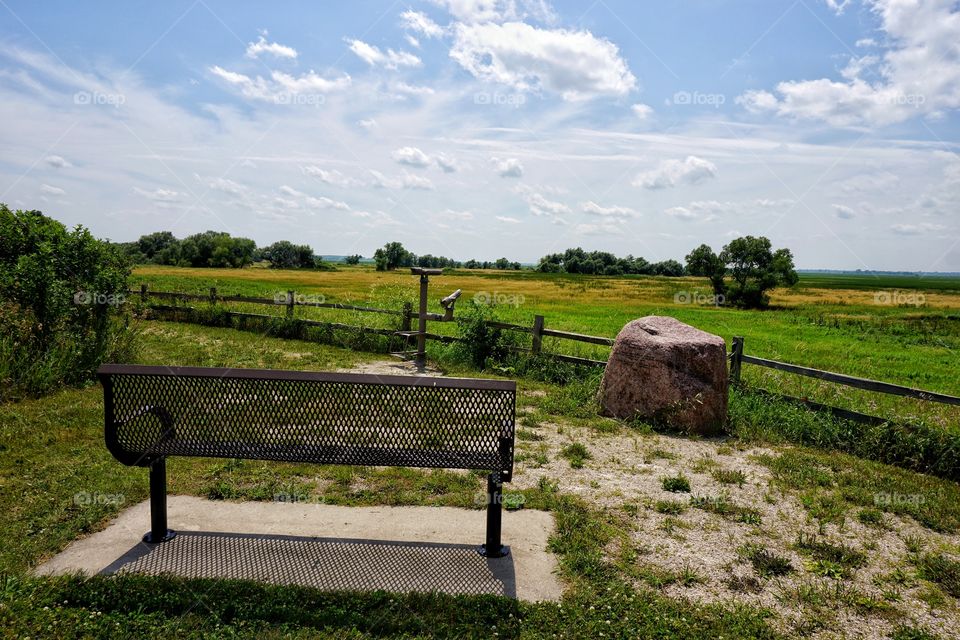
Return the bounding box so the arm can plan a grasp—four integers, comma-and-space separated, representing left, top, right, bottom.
133, 285, 958, 424
130, 285, 612, 366
728, 335, 960, 424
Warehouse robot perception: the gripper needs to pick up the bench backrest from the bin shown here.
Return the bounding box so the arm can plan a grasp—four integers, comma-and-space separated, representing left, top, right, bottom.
98, 365, 516, 480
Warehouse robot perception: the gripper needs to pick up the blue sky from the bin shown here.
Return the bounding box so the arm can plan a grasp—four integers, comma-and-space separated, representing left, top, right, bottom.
1, 0, 958, 270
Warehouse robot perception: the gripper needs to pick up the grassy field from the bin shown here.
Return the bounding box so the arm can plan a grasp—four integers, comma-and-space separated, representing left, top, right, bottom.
4, 320, 960, 638
130, 265, 960, 430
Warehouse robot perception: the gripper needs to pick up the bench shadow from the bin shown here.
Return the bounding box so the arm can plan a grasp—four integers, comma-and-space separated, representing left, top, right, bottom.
99, 531, 517, 598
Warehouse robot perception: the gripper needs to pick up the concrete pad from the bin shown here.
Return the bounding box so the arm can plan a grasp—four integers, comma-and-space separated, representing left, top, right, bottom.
35, 496, 563, 602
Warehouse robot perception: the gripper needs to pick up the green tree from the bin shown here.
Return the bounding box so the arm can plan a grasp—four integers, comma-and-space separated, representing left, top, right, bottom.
374, 242, 415, 271
720, 236, 798, 308
344, 254, 362, 265
685, 243, 727, 297
0, 205, 135, 398
261, 241, 314, 269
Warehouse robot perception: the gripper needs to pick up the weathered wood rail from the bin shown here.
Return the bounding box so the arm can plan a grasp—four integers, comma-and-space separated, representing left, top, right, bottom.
129, 286, 611, 366
728, 335, 960, 424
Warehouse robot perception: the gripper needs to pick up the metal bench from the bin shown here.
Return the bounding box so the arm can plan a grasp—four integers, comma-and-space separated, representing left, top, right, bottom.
98, 365, 516, 557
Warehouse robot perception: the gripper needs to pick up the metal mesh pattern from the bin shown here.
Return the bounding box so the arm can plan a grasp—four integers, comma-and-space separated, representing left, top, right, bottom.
99, 365, 515, 477
112, 532, 516, 597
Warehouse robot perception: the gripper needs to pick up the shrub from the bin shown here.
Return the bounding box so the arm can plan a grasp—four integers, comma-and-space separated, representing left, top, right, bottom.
0, 205, 136, 399
661, 474, 691, 493
560, 442, 592, 469
452, 301, 511, 369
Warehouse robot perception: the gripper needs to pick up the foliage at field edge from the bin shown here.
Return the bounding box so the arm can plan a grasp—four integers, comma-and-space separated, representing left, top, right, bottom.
0, 204, 136, 400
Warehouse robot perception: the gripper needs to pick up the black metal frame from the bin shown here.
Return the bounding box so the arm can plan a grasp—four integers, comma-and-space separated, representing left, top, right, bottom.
98, 365, 515, 557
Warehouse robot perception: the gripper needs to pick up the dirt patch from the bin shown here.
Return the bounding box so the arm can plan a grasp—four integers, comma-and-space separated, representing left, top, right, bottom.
510, 422, 960, 639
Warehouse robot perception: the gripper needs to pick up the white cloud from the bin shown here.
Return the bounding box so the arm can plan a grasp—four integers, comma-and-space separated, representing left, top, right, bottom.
197, 175, 245, 196
405, 35, 421, 48
633, 156, 717, 189
40, 183, 64, 195
523, 191, 570, 217
496, 215, 521, 223
358, 118, 377, 130
575, 221, 624, 236
302, 166, 358, 187
44, 154, 70, 168
664, 206, 697, 221
631, 103, 653, 120
450, 22, 636, 100
392, 146, 432, 167
347, 39, 421, 69
435, 153, 460, 173
400, 10, 446, 38
278, 185, 350, 211
210, 66, 350, 102
580, 201, 637, 218
824, 0, 851, 15
245, 36, 298, 60
493, 157, 523, 177
832, 203, 856, 219
369, 170, 435, 190
430, 0, 556, 23
891, 222, 947, 235
738, 0, 960, 127
133, 187, 181, 202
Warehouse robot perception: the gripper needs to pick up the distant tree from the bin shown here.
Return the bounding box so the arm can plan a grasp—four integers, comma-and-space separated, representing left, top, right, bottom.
464, 259, 481, 269
260, 241, 314, 269
720, 236, 798, 308
494, 257, 511, 270
180, 231, 255, 268
685, 243, 727, 296
137, 231, 179, 264
344, 254, 362, 265
374, 242, 415, 271
651, 259, 686, 277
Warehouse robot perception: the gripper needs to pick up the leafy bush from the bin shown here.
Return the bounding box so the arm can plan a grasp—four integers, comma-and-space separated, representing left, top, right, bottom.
452, 301, 512, 369
0, 205, 136, 399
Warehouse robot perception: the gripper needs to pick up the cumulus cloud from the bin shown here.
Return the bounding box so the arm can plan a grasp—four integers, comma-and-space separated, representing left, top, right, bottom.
210, 66, 350, 102
523, 190, 570, 217
737, 0, 960, 126
450, 22, 636, 100
392, 146, 432, 167
434, 152, 460, 173
400, 10, 446, 38
245, 36, 298, 60
347, 39, 421, 69
493, 157, 523, 177
430, 0, 556, 23
302, 166, 358, 187
44, 154, 70, 168
832, 203, 856, 219
633, 156, 717, 190
580, 201, 637, 218
631, 103, 653, 120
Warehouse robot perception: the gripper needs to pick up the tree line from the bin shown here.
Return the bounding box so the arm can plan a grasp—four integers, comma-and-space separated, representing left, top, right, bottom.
372, 242, 520, 271
116, 231, 328, 270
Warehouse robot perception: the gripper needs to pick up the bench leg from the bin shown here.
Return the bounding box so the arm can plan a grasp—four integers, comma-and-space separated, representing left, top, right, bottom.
143, 458, 176, 543
478, 472, 509, 558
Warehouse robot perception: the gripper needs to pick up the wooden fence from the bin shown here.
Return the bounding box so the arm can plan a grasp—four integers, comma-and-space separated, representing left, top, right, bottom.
131, 285, 959, 424
129, 285, 612, 366
728, 335, 960, 424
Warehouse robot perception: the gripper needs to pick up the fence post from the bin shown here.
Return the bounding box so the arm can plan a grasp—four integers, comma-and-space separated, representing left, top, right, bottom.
730, 336, 744, 385
209, 287, 217, 304
532, 315, 545, 354
286, 290, 295, 319
140, 284, 148, 303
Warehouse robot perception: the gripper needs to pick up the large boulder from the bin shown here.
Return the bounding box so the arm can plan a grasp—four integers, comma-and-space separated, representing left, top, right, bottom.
599, 316, 728, 435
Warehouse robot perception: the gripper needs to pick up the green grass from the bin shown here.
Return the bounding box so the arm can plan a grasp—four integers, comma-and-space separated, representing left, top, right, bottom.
739, 544, 794, 578
661, 474, 691, 493
560, 442, 592, 469
1, 319, 784, 639
916, 553, 960, 598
